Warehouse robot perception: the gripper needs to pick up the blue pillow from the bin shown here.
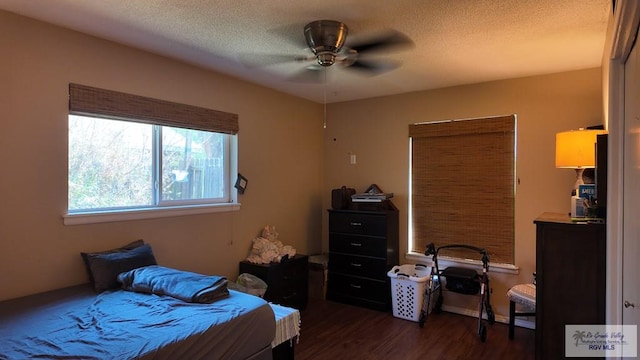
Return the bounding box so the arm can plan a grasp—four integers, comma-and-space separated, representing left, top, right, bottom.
85, 244, 157, 293
81, 239, 144, 284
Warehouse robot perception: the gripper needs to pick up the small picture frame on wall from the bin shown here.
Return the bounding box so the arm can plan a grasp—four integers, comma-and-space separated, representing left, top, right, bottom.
234, 173, 248, 194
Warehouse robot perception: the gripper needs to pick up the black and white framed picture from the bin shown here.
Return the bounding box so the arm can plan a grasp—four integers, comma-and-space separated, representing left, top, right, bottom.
234, 173, 248, 194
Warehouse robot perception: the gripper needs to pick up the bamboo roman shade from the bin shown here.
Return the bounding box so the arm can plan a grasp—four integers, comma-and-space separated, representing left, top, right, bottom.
409, 115, 515, 264
69, 83, 239, 134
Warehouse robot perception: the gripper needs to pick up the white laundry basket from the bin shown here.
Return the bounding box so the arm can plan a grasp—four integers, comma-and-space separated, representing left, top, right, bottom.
387, 264, 432, 322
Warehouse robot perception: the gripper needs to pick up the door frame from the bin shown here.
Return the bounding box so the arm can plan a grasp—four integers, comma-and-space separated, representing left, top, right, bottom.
605, 0, 640, 334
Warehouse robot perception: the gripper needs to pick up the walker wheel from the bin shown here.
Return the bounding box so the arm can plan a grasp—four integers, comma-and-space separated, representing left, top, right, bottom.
480, 323, 487, 342
487, 308, 495, 325
434, 296, 443, 313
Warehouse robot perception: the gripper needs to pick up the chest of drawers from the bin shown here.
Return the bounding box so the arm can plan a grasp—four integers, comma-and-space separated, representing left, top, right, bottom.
327, 207, 399, 311
534, 213, 605, 359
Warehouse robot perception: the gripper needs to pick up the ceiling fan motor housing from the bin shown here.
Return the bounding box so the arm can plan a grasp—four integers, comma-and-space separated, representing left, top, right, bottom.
304, 20, 348, 66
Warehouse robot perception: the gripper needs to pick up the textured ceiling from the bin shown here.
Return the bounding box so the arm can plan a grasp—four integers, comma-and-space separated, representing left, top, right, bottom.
0, 0, 611, 103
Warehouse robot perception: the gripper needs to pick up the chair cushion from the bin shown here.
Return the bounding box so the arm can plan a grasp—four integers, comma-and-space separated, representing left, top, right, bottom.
507, 283, 536, 311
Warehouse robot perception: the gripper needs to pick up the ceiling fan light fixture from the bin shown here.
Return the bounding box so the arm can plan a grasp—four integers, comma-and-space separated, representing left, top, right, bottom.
316, 51, 337, 66
304, 20, 348, 65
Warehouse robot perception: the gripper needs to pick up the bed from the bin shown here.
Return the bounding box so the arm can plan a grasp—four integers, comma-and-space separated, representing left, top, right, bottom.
0, 239, 278, 360
0, 284, 276, 359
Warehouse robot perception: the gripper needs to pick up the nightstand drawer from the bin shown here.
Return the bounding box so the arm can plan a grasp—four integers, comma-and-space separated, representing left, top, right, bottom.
267, 270, 306, 294
267, 288, 306, 309
327, 273, 388, 303
329, 212, 387, 236
328, 253, 387, 279
329, 234, 387, 257
266, 261, 307, 284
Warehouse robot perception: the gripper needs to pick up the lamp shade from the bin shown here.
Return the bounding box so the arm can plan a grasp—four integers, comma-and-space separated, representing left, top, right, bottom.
555, 129, 607, 168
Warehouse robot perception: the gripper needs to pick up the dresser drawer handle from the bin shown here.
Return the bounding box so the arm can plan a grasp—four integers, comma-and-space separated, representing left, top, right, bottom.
349, 222, 362, 226
350, 262, 362, 268
349, 242, 362, 247
350, 284, 362, 289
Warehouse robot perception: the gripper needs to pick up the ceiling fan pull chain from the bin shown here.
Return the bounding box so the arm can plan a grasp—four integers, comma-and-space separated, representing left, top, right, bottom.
323, 68, 327, 129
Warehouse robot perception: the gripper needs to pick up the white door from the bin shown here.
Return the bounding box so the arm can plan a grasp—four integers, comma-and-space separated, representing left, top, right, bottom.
623, 19, 640, 336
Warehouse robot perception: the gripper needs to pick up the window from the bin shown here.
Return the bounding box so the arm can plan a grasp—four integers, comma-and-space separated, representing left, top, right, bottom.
68, 116, 230, 211
409, 115, 516, 265
67, 84, 238, 218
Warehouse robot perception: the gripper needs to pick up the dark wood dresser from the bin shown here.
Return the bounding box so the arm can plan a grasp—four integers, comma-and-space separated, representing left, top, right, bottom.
239, 254, 308, 310
327, 203, 399, 311
534, 213, 606, 360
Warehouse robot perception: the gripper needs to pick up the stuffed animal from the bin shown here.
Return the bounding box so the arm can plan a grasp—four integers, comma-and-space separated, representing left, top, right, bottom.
245, 225, 297, 264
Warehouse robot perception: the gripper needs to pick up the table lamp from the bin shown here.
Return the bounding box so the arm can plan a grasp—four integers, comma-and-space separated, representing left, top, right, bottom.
555, 128, 607, 216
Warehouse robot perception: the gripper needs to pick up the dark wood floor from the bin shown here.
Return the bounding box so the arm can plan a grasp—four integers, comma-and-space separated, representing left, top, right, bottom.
294, 299, 534, 360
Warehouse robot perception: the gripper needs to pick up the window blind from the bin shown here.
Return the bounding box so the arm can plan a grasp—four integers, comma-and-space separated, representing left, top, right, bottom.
409, 115, 516, 264
69, 83, 238, 134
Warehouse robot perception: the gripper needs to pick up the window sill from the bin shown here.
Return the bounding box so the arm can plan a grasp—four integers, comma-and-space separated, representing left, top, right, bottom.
405, 252, 519, 275
64, 203, 241, 225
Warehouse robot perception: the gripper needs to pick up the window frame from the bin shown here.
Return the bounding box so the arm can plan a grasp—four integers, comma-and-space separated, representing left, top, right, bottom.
64, 84, 240, 225
155, 125, 232, 207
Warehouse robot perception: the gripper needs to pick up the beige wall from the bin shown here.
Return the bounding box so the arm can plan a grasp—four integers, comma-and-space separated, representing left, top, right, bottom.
0, 11, 324, 301
323, 68, 604, 318
1, 10, 604, 322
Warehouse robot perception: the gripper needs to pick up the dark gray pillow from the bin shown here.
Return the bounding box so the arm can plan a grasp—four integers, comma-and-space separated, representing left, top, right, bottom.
81, 239, 145, 284
84, 244, 157, 293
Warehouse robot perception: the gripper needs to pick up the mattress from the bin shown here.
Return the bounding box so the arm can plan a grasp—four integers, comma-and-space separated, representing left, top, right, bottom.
0, 285, 275, 360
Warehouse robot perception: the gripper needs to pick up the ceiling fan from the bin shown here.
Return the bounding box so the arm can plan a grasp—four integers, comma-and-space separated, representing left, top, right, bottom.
243, 20, 414, 82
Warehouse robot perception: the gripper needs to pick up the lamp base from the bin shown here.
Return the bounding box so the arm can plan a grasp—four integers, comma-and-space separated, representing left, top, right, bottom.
572, 168, 585, 196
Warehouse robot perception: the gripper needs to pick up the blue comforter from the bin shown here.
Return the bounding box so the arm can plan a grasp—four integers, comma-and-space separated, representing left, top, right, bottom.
0, 285, 275, 360
117, 265, 229, 303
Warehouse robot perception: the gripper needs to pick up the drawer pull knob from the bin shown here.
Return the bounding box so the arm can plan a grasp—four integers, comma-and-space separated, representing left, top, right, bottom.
350, 263, 362, 267
349, 242, 362, 247
350, 222, 362, 226
350, 284, 362, 289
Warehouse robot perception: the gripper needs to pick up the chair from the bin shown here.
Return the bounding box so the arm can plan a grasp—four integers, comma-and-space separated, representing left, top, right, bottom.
506, 277, 536, 340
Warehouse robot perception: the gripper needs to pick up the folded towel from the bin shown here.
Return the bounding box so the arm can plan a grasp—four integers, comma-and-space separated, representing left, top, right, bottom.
117, 265, 229, 303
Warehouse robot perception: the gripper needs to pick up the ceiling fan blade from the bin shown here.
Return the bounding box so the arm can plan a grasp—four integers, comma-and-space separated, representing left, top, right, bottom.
345, 59, 400, 75
239, 53, 312, 68
288, 67, 327, 83
348, 30, 414, 54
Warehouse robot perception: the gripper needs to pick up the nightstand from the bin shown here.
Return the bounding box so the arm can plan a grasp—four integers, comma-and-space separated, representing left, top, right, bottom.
239, 254, 309, 310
